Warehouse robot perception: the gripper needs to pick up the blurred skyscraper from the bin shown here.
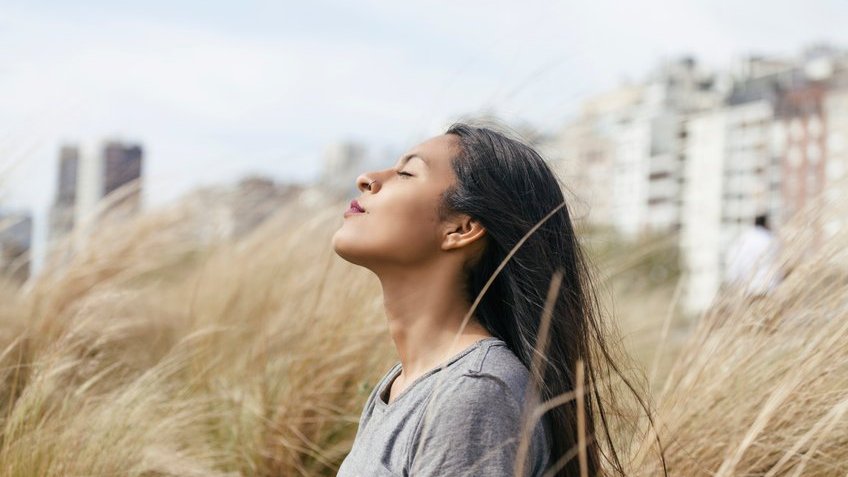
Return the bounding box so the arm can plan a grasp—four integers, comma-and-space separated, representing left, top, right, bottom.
543, 56, 723, 236
47, 139, 144, 246
102, 141, 143, 211
0, 209, 32, 282
47, 145, 79, 242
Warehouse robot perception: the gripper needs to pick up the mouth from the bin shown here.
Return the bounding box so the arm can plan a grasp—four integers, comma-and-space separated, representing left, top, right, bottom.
344, 199, 366, 217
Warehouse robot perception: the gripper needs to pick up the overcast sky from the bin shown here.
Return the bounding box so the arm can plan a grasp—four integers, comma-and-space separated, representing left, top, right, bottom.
2, 0, 847, 270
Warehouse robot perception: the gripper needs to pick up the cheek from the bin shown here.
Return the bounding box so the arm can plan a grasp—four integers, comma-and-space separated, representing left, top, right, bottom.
333, 196, 442, 265
373, 200, 440, 260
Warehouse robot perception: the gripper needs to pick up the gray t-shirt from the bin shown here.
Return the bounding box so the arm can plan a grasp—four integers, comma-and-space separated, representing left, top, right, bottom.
336, 337, 553, 477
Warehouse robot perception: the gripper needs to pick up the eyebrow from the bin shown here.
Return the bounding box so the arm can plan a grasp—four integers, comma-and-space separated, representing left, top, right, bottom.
398, 153, 429, 168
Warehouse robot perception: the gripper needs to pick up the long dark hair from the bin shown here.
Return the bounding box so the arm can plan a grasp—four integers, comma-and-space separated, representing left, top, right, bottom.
442, 121, 665, 476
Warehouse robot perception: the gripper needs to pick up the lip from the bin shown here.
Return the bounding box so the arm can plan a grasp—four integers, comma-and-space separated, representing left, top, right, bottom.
344, 199, 366, 217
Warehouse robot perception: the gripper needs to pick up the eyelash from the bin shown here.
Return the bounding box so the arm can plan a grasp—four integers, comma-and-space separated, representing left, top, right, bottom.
397, 171, 413, 177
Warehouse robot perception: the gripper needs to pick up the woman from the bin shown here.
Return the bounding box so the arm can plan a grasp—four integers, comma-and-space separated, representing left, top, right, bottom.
332, 122, 661, 476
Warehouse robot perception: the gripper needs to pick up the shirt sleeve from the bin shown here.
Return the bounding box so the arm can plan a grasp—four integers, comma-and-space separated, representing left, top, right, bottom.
406, 373, 549, 477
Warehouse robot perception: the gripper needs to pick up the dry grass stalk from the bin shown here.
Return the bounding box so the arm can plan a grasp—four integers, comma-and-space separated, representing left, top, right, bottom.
0, 181, 843, 475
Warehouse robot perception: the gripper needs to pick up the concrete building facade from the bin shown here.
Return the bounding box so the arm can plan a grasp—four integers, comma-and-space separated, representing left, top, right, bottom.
0, 210, 32, 282
47, 139, 144, 248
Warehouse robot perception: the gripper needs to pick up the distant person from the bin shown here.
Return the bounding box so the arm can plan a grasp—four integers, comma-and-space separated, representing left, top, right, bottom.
331, 122, 664, 476
723, 213, 781, 298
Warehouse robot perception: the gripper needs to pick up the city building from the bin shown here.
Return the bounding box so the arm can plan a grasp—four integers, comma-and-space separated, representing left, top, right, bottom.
823, 87, 848, 239
679, 109, 727, 313
102, 141, 143, 216
0, 209, 33, 283
545, 47, 848, 315
47, 139, 144, 245
179, 176, 305, 243
544, 57, 722, 238
679, 48, 848, 314
47, 145, 79, 242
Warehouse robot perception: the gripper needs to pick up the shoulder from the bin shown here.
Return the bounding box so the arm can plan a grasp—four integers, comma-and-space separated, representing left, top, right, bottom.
461, 340, 535, 405
406, 345, 551, 476
412, 341, 541, 447
406, 374, 525, 474
423, 371, 523, 421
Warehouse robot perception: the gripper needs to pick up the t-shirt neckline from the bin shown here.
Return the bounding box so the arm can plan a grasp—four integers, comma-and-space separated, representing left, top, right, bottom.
376, 336, 504, 409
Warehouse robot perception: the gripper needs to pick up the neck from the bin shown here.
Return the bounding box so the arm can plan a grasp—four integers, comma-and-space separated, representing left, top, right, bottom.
375, 260, 493, 380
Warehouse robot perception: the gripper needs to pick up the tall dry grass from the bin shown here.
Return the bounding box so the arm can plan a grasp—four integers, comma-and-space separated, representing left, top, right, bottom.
0, 195, 397, 476
0, 183, 844, 476
626, 194, 848, 476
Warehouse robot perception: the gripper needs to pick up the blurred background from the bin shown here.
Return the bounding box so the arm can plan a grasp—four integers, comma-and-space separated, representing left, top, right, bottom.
1, 2, 848, 475
2, 1, 847, 316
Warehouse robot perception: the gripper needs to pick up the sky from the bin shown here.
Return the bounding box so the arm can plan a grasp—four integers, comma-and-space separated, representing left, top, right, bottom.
1, 0, 847, 271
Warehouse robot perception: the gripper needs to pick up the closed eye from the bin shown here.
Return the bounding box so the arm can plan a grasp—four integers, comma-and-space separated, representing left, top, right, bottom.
397, 171, 413, 177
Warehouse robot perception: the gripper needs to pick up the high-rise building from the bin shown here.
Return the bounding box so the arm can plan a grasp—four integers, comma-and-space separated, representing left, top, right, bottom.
680, 97, 783, 314
546, 47, 848, 315
774, 80, 828, 248
544, 57, 722, 238
0, 210, 32, 283
47, 145, 79, 242
680, 109, 727, 313
103, 142, 143, 201
47, 139, 144, 244
680, 47, 848, 315
823, 87, 848, 238
55, 145, 79, 205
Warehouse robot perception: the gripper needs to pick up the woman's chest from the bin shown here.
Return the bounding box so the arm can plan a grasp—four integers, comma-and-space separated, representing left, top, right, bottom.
337, 398, 430, 477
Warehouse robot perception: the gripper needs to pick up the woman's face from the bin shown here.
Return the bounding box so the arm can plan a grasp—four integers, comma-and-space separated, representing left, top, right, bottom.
331, 133, 462, 269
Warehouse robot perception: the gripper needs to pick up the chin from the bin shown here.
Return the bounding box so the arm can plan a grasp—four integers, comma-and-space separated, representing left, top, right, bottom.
331, 229, 365, 265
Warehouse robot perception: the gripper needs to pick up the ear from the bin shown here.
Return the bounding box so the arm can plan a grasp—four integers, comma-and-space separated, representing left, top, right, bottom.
441, 214, 487, 252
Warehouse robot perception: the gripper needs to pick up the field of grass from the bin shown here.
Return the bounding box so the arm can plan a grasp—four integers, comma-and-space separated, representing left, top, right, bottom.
0, 188, 845, 476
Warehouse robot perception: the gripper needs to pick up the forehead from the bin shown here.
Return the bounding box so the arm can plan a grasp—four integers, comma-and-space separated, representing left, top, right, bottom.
402, 134, 460, 171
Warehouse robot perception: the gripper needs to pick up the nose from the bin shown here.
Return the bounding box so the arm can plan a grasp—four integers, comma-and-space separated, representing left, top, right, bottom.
356, 173, 380, 193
